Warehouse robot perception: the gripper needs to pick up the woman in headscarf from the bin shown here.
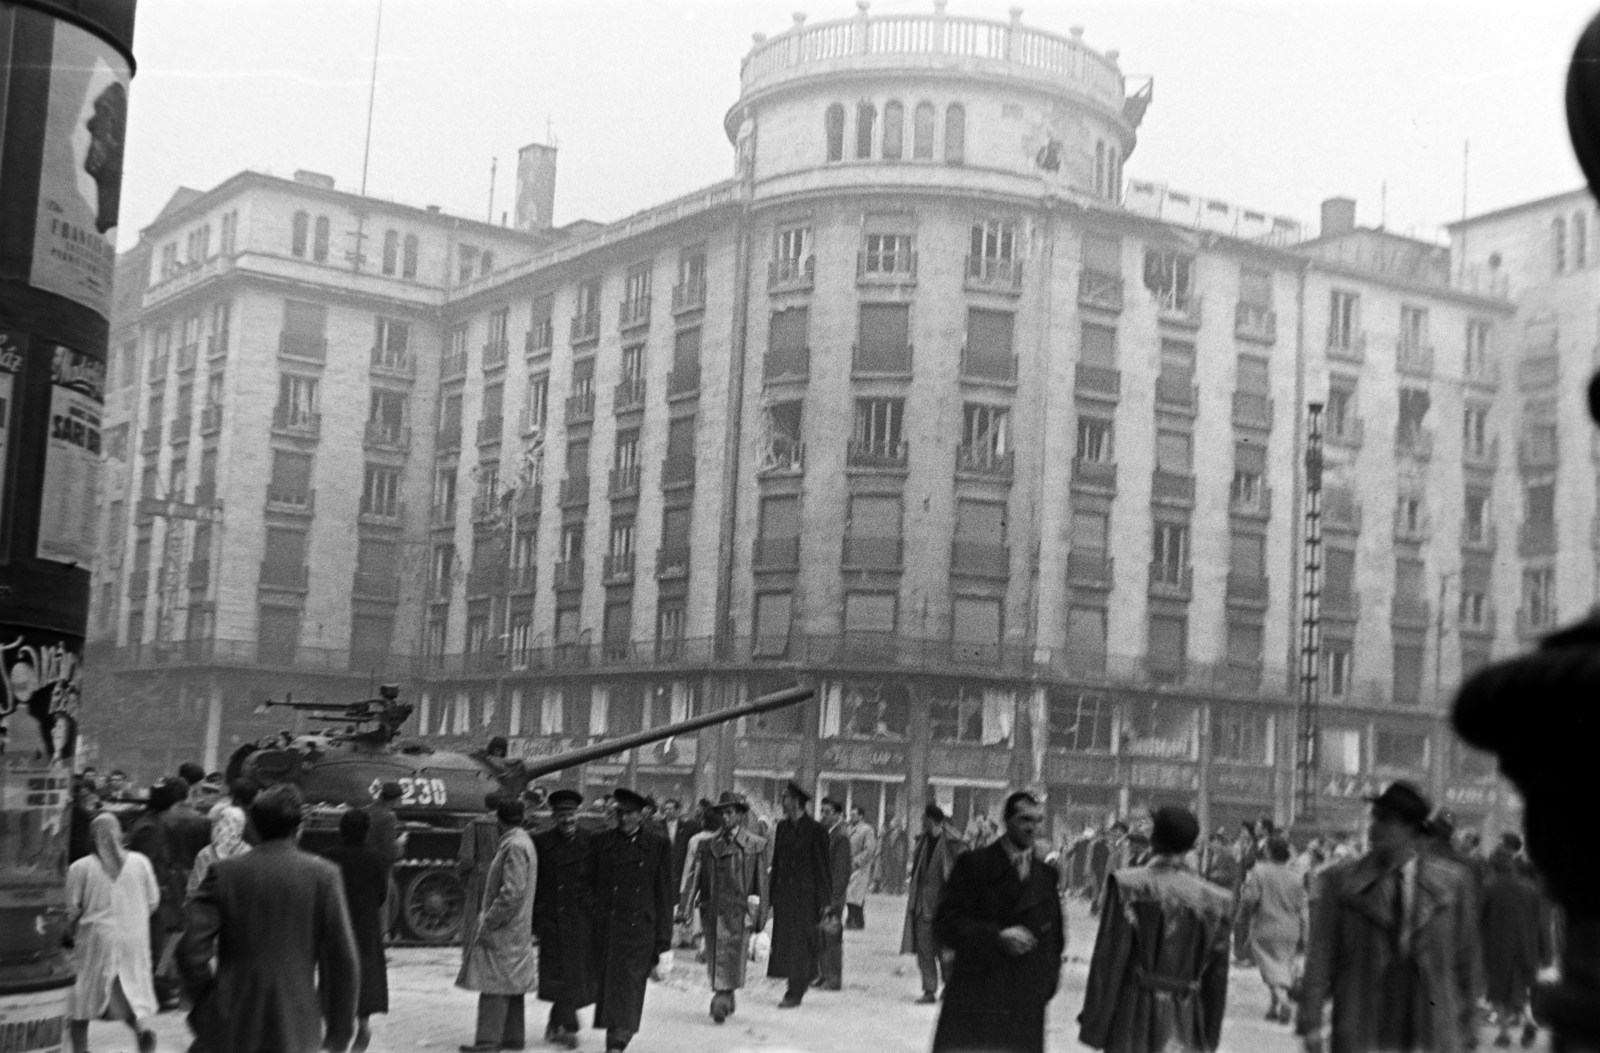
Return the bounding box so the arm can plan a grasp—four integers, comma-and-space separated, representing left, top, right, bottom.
325, 808, 390, 1053
65, 812, 161, 1053
186, 800, 251, 897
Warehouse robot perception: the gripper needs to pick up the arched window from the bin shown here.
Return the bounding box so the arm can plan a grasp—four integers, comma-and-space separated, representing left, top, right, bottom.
313, 215, 330, 263
856, 102, 876, 160
291, 211, 309, 257
912, 102, 935, 160
1107, 146, 1121, 202
825, 103, 845, 162
882, 101, 904, 161
382, 230, 398, 275
402, 234, 419, 279
1553, 216, 1567, 274
1094, 142, 1106, 197
944, 103, 966, 165
1574, 212, 1588, 268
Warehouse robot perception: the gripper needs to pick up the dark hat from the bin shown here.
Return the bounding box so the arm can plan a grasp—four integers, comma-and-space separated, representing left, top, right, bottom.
1150, 805, 1200, 855
548, 789, 583, 811
781, 780, 812, 804
1500, 831, 1524, 852
379, 781, 404, 801
713, 791, 749, 813
1366, 780, 1432, 829
644, 795, 660, 812
820, 796, 845, 813
612, 787, 648, 812
924, 803, 946, 822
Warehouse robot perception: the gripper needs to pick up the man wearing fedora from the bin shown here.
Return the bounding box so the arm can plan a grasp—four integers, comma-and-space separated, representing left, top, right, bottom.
767, 780, 833, 1008
1297, 781, 1482, 1053
533, 789, 596, 1050
688, 791, 768, 1023
587, 787, 674, 1053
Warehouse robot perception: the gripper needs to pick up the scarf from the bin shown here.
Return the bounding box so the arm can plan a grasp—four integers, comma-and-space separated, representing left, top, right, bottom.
90, 811, 127, 881
210, 805, 250, 861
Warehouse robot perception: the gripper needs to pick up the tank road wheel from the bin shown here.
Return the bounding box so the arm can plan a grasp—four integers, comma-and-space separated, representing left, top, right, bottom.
399, 867, 465, 945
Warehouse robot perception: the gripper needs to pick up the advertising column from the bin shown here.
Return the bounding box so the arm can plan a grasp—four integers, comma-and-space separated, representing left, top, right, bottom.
0, 0, 137, 1041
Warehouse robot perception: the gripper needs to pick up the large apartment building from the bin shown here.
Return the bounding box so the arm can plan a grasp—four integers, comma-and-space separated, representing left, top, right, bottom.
87, 4, 1552, 840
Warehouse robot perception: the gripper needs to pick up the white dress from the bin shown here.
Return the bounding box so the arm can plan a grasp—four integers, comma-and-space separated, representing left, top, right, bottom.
65, 850, 160, 1022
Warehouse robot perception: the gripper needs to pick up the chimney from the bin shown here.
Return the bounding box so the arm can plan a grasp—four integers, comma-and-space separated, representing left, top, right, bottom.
293, 170, 336, 190
1321, 197, 1356, 238
514, 143, 558, 233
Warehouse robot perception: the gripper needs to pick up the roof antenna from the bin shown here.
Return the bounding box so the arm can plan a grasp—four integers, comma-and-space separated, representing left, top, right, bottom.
359, 0, 384, 196
488, 157, 497, 224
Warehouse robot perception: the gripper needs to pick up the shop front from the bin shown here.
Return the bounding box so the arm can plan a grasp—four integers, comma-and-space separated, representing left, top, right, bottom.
733, 735, 806, 820
1042, 751, 1120, 840
817, 739, 905, 828
1208, 763, 1278, 833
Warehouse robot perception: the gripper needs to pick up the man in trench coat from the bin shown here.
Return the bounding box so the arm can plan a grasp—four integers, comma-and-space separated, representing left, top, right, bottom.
817, 797, 853, 990
767, 780, 833, 1007
845, 806, 878, 929
587, 787, 674, 1053
1077, 806, 1233, 1053
901, 804, 968, 1002
532, 789, 595, 1050
178, 784, 360, 1053
688, 792, 769, 1023
932, 791, 1064, 1053
1297, 781, 1482, 1053
456, 797, 539, 1053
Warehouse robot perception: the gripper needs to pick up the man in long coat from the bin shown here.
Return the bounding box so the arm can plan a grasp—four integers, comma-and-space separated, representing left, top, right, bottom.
767, 780, 832, 1008
1078, 806, 1233, 1053
179, 785, 359, 1053
456, 797, 539, 1052
901, 803, 968, 1002
457, 793, 504, 951
1297, 781, 1482, 1053
1479, 846, 1550, 1048
689, 792, 768, 1023
932, 791, 1064, 1053
878, 815, 909, 895
587, 787, 674, 1053
817, 797, 853, 990
845, 806, 878, 929
532, 789, 595, 1050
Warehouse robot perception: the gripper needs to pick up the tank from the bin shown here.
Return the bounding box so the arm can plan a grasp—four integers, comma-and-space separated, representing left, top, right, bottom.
225, 683, 811, 944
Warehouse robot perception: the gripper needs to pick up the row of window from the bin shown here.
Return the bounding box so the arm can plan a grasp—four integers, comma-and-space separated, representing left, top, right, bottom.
155, 211, 238, 284
1550, 208, 1595, 275
824, 100, 964, 165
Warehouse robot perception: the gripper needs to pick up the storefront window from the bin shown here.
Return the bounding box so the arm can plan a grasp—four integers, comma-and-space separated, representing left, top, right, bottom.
1119, 702, 1197, 760
823, 681, 909, 739
929, 687, 1013, 744
1212, 707, 1274, 765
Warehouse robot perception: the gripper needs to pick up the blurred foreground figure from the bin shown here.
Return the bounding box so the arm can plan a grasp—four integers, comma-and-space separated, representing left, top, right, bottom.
931, 791, 1063, 1053
1480, 847, 1550, 1048
1078, 806, 1232, 1053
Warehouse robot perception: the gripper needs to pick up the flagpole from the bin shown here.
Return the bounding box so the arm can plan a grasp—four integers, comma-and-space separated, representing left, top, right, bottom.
360, 0, 385, 196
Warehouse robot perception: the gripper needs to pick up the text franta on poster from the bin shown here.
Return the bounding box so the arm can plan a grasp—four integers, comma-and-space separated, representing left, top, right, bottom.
36, 346, 102, 568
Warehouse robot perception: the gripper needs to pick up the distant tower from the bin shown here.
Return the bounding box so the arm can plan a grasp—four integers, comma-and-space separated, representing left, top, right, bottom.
514, 143, 558, 232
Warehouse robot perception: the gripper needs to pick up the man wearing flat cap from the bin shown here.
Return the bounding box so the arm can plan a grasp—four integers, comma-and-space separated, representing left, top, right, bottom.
767, 779, 833, 1008
587, 787, 674, 1052
686, 792, 768, 1023
533, 789, 595, 1049
1296, 781, 1482, 1053
1079, 804, 1233, 1053
902, 803, 968, 1003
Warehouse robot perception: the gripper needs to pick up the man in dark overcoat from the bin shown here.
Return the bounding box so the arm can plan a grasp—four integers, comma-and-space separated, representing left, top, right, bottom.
767, 780, 832, 1008
179, 784, 360, 1053
1077, 806, 1233, 1053
533, 789, 595, 1050
816, 796, 852, 991
1480, 846, 1550, 1048
1296, 781, 1482, 1053
587, 787, 674, 1053
901, 803, 968, 1002
931, 791, 1065, 1053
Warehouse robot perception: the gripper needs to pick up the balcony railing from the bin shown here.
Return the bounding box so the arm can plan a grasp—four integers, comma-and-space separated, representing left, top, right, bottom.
570, 311, 600, 344
206, 332, 228, 359
614, 376, 646, 413
364, 421, 411, 451
1231, 391, 1273, 430
559, 476, 590, 508
764, 348, 809, 383
1077, 270, 1123, 313
1326, 329, 1367, 363
1518, 520, 1557, 557
358, 499, 404, 524
1148, 561, 1194, 599
1396, 428, 1433, 461
668, 365, 703, 397
1396, 340, 1435, 377
959, 350, 1017, 383
1070, 458, 1117, 493
662, 454, 697, 488
672, 278, 707, 314
941, 539, 1007, 580
956, 445, 1014, 480
656, 546, 691, 578
482, 340, 509, 371
846, 439, 909, 470
843, 536, 903, 571
851, 343, 914, 377
603, 551, 636, 583
1153, 288, 1202, 327
352, 572, 400, 600
618, 296, 651, 330
565, 390, 596, 424
271, 407, 321, 438
857, 250, 918, 284
753, 537, 800, 570
1235, 302, 1276, 343
1225, 571, 1270, 607
370, 347, 415, 376
758, 438, 805, 476
1066, 550, 1114, 589
278, 332, 327, 362
1230, 486, 1272, 520
1155, 373, 1198, 412
609, 463, 641, 498
1151, 469, 1196, 506
265, 485, 314, 512
965, 255, 1023, 294
259, 562, 310, 592
168, 414, 192, 444
440, 349, 468, 379
1075, 363, 1121, 400
768, 256, 815, 292
476, 417, 503, 446
553, 560, 585, 590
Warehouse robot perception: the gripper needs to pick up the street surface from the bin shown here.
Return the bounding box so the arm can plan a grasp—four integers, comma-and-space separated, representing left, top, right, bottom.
101, 892, 1542, 1053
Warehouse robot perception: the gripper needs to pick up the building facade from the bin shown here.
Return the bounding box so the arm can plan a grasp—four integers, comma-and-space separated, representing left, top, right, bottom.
85, 4, 1536, 840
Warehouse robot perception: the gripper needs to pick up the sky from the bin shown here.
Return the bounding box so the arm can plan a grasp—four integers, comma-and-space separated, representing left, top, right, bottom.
118, 0, 1599, 248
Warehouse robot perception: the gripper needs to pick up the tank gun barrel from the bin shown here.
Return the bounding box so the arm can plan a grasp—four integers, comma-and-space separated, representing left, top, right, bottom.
520, 683, 812, 780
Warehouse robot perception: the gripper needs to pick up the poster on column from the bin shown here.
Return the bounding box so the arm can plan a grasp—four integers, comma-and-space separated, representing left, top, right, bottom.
0, 331, 22, 533
27, 11, 131, 319
36, 345, 103, 567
